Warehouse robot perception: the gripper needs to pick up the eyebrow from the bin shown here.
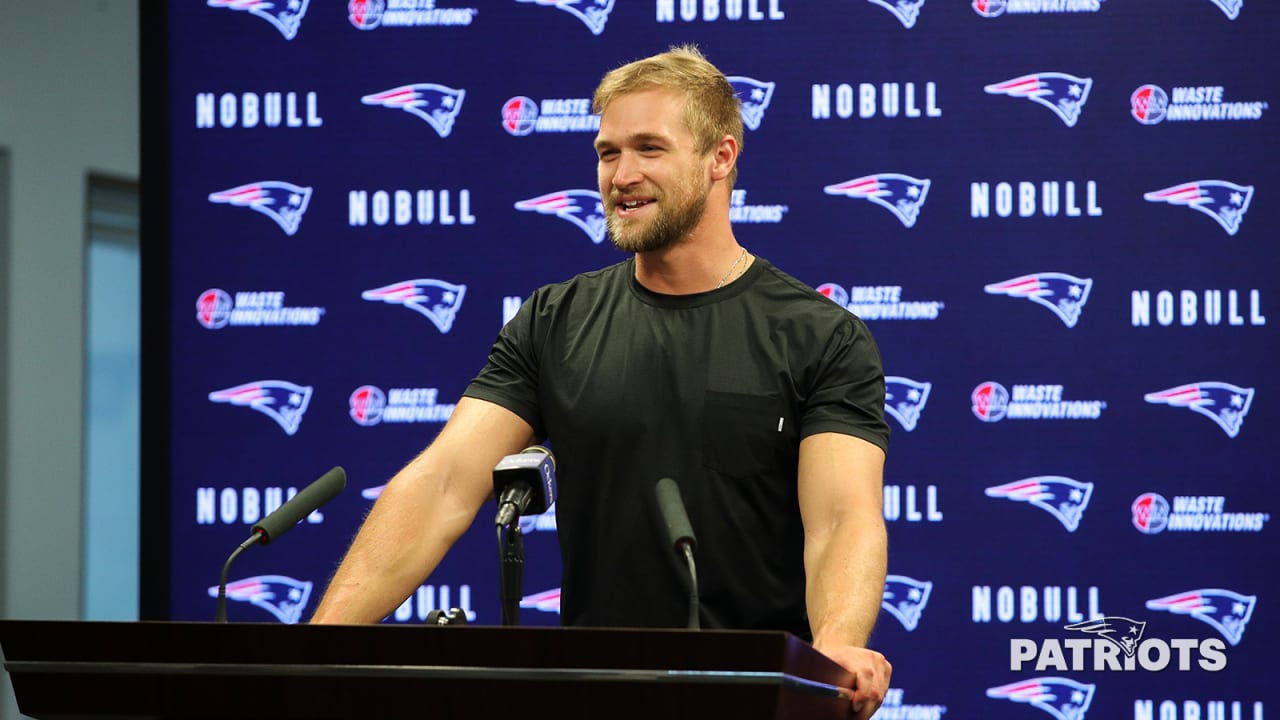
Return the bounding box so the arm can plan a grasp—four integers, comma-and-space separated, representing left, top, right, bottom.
594, 132, 670, 153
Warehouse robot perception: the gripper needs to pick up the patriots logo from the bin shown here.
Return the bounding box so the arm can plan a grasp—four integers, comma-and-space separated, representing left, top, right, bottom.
885, 376, 931, 432
881, 575, 933, 631
727, 76, 776, 131
515, 190, 608, 244
208, 181, 312, 236
972, 0, 1007, 16
208, 380, 313, 435
208, 575, 313, 624
1209, 0, 1242, 20
515, 0, 615, 35
985, 476, 1094, 532
987, 677, 1095, 720
520, 587, 562, 614
362, 84, 466, 138
1143, 180, 1254, 236
824, 173, 931, 228
1144, 382, 1254, 438
1147, 589, 1256, 646
207, 0, 310, 40
985, 73, 1093, 127
1064, 616, 1147, 657
361, 279, 466, 333
984, 273, 1092, 328
865, 0, 927, 28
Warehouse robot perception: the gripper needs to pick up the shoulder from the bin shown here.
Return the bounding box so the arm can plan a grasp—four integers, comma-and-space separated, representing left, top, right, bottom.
528, 259, 632, 309
750, 258, 871, 336
507, 260, 633, 338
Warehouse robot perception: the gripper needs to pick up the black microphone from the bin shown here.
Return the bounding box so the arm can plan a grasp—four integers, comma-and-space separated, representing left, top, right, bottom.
214, 466, 346, 622
493, 446, 556, 527
656, 477, 697, 552
655, 477, 700, 630
252, 465, 347, 544
493, 447, 555, 626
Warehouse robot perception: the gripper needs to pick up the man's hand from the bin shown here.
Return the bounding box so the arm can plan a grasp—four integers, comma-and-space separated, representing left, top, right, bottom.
815, 643, 891, 719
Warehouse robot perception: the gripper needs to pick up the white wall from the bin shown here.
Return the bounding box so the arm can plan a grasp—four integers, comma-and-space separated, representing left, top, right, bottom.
0, 2, 139, 718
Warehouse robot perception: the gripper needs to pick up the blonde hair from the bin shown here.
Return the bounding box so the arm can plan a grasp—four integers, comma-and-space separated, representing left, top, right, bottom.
593, 44, 743, 185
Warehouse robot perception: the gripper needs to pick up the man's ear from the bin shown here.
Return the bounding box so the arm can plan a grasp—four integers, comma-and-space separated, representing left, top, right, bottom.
708, 135, 738, 182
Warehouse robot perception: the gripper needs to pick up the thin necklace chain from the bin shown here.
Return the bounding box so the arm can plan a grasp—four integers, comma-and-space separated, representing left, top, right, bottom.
716, 247, 748, 289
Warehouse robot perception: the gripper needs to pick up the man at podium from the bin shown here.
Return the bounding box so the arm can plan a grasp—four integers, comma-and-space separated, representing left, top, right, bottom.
313, 45, 892, 720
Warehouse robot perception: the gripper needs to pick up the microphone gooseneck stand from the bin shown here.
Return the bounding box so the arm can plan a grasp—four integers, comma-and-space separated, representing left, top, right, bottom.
680, 542, 700, 630
496, 522, 524, 626
214, 531, 264, 623
211, 466, 346, 622
655, 477, 701, 631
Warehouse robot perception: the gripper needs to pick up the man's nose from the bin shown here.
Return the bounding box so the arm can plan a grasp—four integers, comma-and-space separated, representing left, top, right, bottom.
611, 152, 642, 189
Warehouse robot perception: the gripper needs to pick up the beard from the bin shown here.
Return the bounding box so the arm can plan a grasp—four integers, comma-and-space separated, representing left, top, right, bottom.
605, 168, 709, 253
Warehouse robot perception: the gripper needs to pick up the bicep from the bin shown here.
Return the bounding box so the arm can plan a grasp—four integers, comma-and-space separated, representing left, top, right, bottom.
797, 432, 886, 536
397, 396, 537, 514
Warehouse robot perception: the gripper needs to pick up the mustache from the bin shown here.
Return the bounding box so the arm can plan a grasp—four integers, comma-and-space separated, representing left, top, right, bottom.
606, 188, 660, 206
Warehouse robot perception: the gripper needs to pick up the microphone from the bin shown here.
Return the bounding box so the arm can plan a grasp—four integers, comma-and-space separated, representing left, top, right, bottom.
214, 466, 346, 622
493, 447, 555, 626
656, 477, 697, 552
655, 477, 700, 630
252, 465, 347, 544
493, 446, 556, 528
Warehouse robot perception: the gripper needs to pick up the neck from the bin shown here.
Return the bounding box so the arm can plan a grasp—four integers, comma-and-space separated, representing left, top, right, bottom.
632, 196, 747, 294
633, 238, 749, 294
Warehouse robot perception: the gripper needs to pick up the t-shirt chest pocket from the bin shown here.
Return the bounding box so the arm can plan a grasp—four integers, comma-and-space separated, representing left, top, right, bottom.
701, 390, 799, 480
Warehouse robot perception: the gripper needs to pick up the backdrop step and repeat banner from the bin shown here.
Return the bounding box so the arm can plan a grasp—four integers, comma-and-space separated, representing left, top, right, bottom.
148, 2, 1277, 718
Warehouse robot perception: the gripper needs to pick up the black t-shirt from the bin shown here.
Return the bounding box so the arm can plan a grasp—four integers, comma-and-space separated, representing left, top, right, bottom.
464, 256, 888, 637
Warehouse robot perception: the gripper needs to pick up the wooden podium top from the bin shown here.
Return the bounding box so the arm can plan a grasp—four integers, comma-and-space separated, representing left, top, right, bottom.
1, 620, 855, 719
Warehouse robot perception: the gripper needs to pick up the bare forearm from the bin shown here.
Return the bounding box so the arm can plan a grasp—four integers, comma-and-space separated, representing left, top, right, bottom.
806, 520, 888, 649
310, 398, 533, 624
311, 463, 484, 623
807, 524, 894, 720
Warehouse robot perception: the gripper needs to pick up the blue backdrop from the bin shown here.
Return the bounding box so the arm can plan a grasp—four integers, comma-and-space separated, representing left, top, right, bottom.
148, 2, 1277, 718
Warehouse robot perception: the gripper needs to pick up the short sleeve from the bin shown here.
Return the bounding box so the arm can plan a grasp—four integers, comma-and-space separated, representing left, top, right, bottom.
799, 315, 890, 453
462, 292, 546, 439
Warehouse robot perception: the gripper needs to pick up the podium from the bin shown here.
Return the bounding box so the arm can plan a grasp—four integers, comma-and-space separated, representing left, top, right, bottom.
0, 620, 854, 719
